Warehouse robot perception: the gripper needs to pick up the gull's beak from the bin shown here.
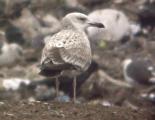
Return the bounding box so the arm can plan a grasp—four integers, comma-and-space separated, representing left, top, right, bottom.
87, 22, 105, 28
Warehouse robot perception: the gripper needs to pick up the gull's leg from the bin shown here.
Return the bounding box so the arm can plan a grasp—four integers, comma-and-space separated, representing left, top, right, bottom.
55, 77, 59, 98
73, 76, 77, 103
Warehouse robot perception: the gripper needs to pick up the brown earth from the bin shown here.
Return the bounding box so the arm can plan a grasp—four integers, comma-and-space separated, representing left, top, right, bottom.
0, 101, 154, 120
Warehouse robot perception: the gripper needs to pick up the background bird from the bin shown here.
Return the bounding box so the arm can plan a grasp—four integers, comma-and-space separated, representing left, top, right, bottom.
39, 12, 104, 102
123, 58, 155, 86
87, 9, 130, 43
0, 31, 23, 67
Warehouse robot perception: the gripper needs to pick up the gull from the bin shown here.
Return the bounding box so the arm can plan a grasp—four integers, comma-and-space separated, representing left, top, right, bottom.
123, 58, 155, 86
39, 12, 104, 102
0, 31, 23, 67
87, 9, 130, 42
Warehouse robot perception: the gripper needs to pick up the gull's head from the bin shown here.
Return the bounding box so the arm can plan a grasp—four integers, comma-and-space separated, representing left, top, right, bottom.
122, 58, 132, 70
62, 12, 105, 31
0, 31, 6, 40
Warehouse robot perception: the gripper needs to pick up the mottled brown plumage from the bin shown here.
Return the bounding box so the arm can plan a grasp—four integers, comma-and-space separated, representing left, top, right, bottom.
39, 12, 104, 102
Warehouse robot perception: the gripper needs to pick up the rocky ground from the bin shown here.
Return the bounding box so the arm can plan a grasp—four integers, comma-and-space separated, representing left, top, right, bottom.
0, 101, 154, 120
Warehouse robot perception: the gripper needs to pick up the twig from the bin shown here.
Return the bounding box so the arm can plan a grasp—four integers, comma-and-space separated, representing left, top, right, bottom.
98, 69, 132, 88
141, 85, 155, 93
124, 100, 138, 110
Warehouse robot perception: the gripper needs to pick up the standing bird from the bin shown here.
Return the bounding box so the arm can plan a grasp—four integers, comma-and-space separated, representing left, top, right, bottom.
0, 31, 23, 67
123, 58, 155, 86
39, 12, 104, 102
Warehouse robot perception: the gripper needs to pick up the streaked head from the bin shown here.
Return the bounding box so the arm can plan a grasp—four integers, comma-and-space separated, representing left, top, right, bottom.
62, 12, 104, 31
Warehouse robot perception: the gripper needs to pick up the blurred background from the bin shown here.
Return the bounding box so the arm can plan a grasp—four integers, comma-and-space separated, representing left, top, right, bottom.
0, 0, 155, 110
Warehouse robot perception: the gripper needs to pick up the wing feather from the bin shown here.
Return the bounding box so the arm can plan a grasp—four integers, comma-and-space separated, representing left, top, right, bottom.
40, 30, 91, 71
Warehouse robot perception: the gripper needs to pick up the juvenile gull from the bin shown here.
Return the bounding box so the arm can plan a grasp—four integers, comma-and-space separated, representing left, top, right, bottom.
39, 12, 104, 102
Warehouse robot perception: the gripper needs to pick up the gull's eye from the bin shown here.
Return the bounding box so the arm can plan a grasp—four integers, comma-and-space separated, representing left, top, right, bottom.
78, 17, 87, 22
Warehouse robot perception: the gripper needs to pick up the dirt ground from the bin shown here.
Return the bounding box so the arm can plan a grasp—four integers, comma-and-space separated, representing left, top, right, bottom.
0, 101, 154, 120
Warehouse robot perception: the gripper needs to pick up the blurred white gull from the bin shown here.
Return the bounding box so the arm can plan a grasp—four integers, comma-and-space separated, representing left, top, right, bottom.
87, 9, 131, 42
0, 31, 23, 67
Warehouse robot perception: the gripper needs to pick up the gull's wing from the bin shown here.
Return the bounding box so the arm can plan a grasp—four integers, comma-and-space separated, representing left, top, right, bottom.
40, 30, 91, 71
